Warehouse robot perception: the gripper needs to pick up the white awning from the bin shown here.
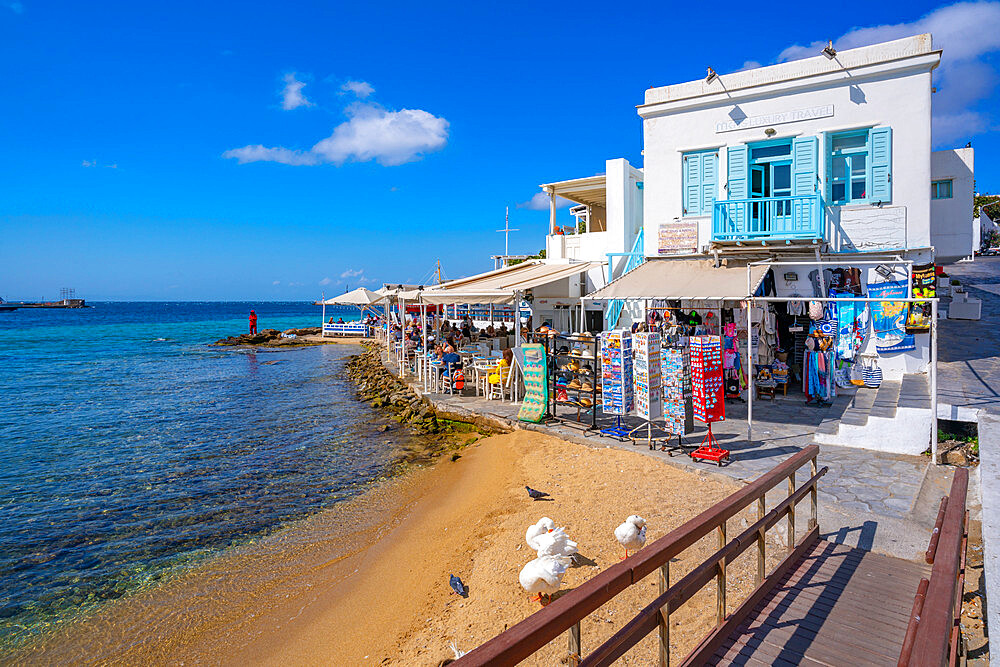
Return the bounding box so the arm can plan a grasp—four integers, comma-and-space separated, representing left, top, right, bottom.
419, 260, 605, 305
320, 287, 382, 305
585, 259, 770, 301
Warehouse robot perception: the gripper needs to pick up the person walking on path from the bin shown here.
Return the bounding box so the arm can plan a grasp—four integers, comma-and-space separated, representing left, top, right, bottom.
249, 309, 258, 335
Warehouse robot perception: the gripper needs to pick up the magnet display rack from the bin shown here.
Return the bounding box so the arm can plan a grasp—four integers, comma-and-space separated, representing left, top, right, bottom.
689, 335, 730, 465
536, 332, 601, 431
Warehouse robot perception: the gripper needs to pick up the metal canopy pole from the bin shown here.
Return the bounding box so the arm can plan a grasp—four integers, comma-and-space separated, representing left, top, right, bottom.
321, 292, 326, 333
422, 303, 428, 392
747, 300, 754, 445
931, 298, 939, 463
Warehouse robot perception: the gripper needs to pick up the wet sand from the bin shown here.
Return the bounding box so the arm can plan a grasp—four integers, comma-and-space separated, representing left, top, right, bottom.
16, 430, 775, 666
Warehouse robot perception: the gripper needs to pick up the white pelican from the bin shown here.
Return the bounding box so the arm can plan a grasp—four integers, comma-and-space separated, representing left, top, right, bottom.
518, 555, 570, 603
614, 515, 647, 559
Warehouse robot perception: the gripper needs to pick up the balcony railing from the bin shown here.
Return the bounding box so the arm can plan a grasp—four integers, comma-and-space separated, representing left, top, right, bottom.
712, 194, 822, 244
605, 229, 645, 329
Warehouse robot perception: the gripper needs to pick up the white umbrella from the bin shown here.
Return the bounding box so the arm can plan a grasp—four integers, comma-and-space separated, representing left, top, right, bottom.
321, 287, 382, 305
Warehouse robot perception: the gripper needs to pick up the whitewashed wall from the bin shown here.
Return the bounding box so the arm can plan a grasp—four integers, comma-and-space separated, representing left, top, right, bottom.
640, 35, 938, 258
930, 147, 975, 262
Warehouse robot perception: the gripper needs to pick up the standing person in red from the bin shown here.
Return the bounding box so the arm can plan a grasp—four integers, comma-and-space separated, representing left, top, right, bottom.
249, 309, 258, 335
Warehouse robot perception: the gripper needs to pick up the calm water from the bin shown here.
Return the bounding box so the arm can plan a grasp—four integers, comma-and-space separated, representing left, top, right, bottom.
0, 302, 394, 652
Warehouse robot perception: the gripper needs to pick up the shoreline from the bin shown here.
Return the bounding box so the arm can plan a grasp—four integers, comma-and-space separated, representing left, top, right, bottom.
13, 427, 774, 665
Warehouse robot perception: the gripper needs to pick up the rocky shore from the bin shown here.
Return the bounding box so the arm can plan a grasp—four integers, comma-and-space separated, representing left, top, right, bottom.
213, 327, 332, 347
345, 344, 508, 463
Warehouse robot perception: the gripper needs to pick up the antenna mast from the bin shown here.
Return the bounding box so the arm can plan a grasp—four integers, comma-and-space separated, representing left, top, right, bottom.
497, 206, 519, 259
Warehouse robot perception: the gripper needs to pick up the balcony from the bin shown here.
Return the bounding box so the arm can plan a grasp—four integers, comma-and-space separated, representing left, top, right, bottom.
712, 194, 822, 245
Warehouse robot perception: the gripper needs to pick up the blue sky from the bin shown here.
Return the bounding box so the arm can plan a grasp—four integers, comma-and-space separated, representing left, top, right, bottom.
2, 1, 997, 300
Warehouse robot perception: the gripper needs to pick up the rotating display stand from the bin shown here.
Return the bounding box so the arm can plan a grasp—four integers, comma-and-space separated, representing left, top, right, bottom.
599, 330, 633, 439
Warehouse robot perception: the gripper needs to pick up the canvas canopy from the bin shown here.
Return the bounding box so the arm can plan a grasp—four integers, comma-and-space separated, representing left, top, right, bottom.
321, 287, 382, 305
418, 260, 604, 305
585, 259, 769, 301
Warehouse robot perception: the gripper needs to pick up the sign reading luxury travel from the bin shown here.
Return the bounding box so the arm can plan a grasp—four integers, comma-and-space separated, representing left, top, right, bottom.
715, 104, 834, 133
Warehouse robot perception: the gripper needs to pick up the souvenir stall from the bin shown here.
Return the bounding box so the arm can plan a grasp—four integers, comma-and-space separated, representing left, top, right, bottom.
583, 259, 772, 464
745, 258, 942, 460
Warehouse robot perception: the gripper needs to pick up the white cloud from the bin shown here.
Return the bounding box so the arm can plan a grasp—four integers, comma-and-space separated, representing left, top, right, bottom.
736, 60, 762, 72
222, 144, 319, 165
319, 277, 333, 286
280, 72, 313, 111
81, 160, 95, 167
517, 192, 574, 211
272, 280, 281, 286
6, 2, 23, 14
341, 80, 374, 98
776, 1, 1000, 145
225, 101, 449, 167
340, 268, 364, 279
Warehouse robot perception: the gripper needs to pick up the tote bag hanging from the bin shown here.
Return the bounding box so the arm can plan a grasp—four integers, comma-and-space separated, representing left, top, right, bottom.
862, 358, 882, 389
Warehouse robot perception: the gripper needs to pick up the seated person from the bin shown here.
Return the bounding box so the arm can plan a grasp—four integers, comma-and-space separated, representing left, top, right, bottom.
461, 322, 472, 339
441, 321, 451, 334
488, 348, 513, 385
441, 346, 461, 373
498, 322, 508, 335
485, 323, 496, 337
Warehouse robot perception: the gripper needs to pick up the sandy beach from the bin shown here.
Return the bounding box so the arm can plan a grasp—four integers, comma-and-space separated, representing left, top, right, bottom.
16, 429, 784, 666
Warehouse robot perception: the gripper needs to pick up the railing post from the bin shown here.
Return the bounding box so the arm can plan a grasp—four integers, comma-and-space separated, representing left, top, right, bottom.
756, 496, 766, 586
568, 620, 581, 665
717, 521, 727, 625
787, 474, 796, 549
809, 456, 818, 531
659, 562, 670, 667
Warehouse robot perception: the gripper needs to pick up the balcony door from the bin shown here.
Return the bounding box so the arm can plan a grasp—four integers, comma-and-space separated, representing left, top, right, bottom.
748, 140, 793, 234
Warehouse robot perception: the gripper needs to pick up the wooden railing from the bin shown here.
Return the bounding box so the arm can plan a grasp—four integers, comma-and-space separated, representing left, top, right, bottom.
898, 467, 970, 667
453, 445, 826, 666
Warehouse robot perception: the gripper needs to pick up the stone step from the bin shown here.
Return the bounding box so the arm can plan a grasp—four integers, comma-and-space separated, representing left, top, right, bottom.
816, 393, 855, 434
870, 380, 901, 419
897, 373, 931, 410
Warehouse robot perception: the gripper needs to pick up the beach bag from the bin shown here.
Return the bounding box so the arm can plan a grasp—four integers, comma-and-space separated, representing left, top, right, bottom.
451, 369, 465, 391
809, 301, 824, 320
834, 361, 853, 389
861, 357, 882, 389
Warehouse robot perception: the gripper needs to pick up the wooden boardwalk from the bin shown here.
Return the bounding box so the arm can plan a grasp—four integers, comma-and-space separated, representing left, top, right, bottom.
454, 447, 969, 667
709, 539, 930, 666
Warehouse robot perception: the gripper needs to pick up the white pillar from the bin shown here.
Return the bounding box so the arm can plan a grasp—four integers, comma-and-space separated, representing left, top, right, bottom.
385, 302, 390, 357
931, 299, 939, 463
515, 291, 523, 346
321, 293, 326, 336
549, 188, 557, 235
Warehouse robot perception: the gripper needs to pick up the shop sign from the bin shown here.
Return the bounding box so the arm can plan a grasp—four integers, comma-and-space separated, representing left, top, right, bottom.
658, 220, 698, 255
716, 104, 834, 133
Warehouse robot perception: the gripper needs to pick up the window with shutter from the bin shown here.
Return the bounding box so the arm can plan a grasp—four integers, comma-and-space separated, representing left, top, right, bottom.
681, 150, 718, 216
869, 127, 892, 203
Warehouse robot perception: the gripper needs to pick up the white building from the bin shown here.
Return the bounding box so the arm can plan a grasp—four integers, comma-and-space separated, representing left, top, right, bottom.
532, 33, 975, 455
930, 147, 975, 262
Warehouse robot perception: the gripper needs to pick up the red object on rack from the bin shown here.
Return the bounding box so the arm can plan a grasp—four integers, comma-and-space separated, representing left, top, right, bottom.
690, 423, 730, 465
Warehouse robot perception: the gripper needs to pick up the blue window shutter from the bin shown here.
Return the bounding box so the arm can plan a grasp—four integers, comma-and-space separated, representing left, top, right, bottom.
792, 136, 818, 196
701, 152, 718, 217
727, 146, 747, 199
869, 127, 892, 202
683, 153, 702, 215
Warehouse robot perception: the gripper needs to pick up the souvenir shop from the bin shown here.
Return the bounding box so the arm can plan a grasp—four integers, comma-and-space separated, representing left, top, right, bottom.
583, 257, 940, 458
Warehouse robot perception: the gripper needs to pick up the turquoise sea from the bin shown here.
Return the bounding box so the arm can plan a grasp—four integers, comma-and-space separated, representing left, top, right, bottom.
0, 302, 395, 653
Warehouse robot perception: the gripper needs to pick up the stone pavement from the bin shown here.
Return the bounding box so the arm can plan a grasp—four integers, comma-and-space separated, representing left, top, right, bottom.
396, 361, 961, 562
938, 256, 1000, 420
